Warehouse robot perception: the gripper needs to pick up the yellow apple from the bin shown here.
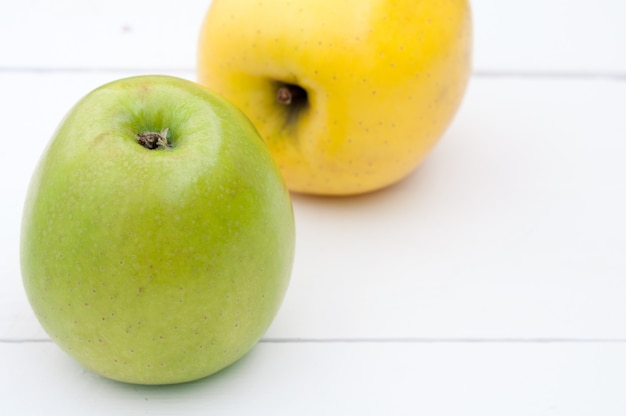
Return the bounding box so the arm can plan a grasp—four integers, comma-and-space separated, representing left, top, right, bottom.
198, 0, 472, 195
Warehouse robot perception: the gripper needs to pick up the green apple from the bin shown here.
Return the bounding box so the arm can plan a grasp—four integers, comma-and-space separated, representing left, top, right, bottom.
198, 0, 472, 195
20, 75, 295, 385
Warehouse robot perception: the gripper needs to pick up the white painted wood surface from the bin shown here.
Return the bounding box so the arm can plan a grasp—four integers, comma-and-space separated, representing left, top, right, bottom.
2, 0, 626, 414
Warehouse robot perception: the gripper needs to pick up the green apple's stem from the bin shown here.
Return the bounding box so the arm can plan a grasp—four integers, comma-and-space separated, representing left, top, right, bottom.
137, 128, 171, 150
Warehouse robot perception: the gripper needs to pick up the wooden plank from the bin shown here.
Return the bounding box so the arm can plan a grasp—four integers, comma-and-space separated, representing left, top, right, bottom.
0, 0, 209, 70
1, 72, 625, 342
269, 75, 626, 340
0, 1, 625, 73
2, 341, 626, 415
473, 0, 626, 74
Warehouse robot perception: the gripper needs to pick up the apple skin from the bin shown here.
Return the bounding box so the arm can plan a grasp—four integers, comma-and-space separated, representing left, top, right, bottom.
197, 0, 472, 195
20, 75, 295, 385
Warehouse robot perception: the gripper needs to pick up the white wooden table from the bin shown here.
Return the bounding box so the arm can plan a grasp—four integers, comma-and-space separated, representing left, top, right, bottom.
2, 1, 626, 414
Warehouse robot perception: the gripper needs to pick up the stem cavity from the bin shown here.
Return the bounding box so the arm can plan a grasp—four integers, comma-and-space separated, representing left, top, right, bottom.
276, 84, 307, 107
137, 128, 171, 150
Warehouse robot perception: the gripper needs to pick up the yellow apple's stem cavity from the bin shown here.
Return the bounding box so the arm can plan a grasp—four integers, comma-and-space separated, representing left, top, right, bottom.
276, 84, 307, 107
276, 86, 294, 105
137, 128, 171, 150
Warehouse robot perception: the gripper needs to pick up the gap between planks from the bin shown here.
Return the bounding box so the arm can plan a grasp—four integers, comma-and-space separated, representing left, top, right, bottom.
3, 337, 626, 344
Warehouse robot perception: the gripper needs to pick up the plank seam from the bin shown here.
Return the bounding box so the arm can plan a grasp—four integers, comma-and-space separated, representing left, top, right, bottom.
0, 67, 625, 81
3, 337, 626, 344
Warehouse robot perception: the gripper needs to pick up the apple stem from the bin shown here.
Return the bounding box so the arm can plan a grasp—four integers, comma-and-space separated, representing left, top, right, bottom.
276, 85, 304, 106
137, 128, 171, 150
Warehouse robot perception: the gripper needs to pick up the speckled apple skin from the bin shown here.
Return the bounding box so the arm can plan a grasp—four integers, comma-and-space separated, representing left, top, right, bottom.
198, 0, 472, 195
20, 75, 295, 385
